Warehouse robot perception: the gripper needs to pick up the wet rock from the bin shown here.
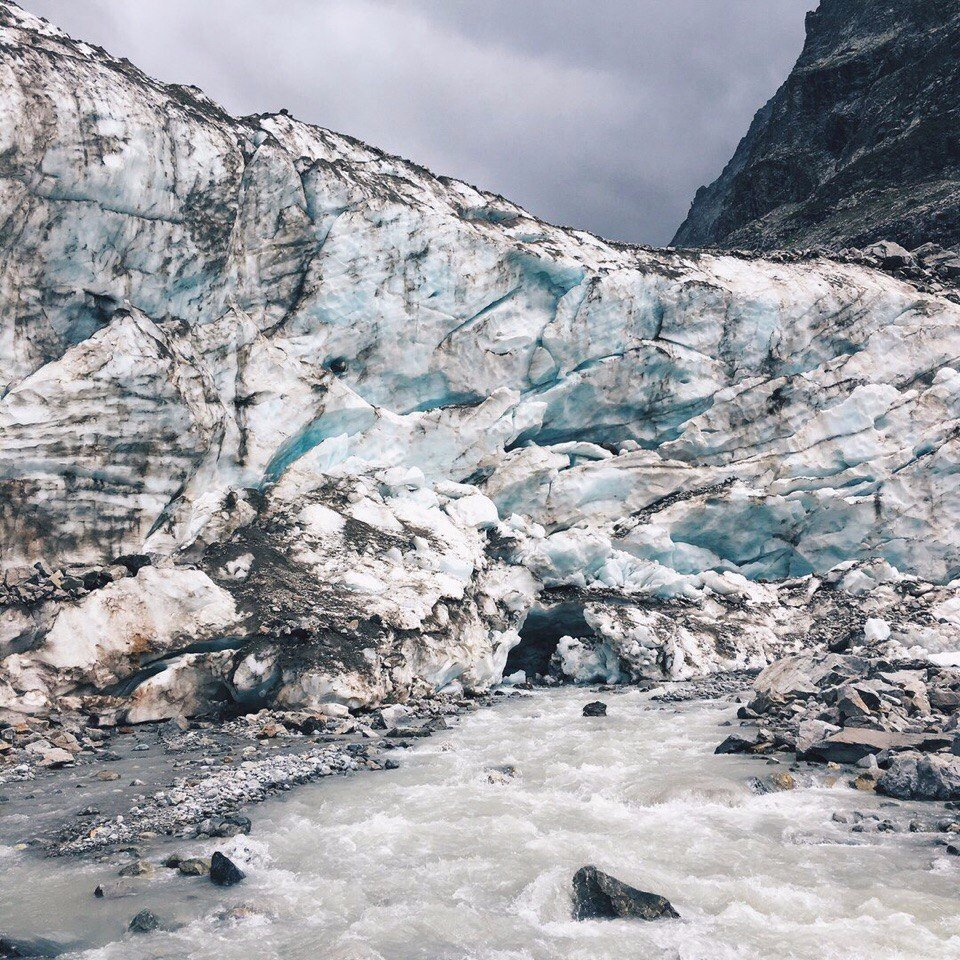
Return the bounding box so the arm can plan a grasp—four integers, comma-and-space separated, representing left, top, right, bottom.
210, 851, 246, 887
196, 814, 252, 839
582, 701, 607, 717
852, 771, 879, 792
117, 860, 153, 878
92, 881, 140, 900
177, 858, 210, 877
0, 937, 63, 958
214, 903, 269, 924
486, 764, 520, 785
715, 730, 762, 755
877, 752, 960, 801
768, 772, 796, 792
128, 910, 159, 934
571, 866, 679, 921
750, 771, 796, 794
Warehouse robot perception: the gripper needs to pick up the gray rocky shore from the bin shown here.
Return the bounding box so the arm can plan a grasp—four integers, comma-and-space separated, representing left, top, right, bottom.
716, 646, 960, 816
0, 691, 482, 859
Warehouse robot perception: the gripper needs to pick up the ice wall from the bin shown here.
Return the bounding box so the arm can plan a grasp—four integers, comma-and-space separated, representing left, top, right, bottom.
3, 2, 960, 718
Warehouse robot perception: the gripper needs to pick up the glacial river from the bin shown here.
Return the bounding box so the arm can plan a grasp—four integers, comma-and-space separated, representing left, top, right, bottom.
1, 687, 959, 960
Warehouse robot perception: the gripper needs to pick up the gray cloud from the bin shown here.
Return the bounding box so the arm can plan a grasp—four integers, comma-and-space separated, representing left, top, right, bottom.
22, 0, 817, 245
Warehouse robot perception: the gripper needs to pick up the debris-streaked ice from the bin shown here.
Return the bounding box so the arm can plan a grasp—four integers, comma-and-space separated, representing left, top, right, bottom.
3, 3, 960, 720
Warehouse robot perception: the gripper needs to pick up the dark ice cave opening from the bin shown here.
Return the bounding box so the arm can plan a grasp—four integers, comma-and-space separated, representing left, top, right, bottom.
505, 603, 593, 680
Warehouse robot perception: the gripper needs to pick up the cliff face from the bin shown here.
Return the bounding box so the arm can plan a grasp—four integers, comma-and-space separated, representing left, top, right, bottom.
673, 0, 960, 251
3, 2, 960, 725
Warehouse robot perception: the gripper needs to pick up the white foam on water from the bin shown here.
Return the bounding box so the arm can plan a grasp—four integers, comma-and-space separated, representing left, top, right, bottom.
2, 687, 959, 959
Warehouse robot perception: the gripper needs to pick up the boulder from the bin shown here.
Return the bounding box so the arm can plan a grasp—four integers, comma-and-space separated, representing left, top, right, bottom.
796, 719, 841, 755
0, 938, 63, 958
930, 688, 960, 713
128, 910, 159, 934
582, 701, 607, 717
177, 858, 209, 877
865, 241, 914, 269
209, 851, 245, 887
715, 729, 763, 755
800, 728, 952, 764
751, 772, 796, 794
877, 752, 960, 800
571, 866, 679, 921
754, 657, 818, 702
837, 687, 874, 721
197, 814, 252, 839
37, 747, 74, 768
912, 242, 945, 261
486, 764, 520, 785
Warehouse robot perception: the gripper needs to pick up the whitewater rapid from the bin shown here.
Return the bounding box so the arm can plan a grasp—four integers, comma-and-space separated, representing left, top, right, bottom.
1, 687, 958, 959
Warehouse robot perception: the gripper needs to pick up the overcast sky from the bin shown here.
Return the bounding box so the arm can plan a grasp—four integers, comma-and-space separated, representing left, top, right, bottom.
23, 0, 817, 246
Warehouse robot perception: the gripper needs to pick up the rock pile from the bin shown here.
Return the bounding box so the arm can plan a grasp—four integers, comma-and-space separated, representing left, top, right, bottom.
0, 556, 151, 608
1, 689, 477, 855
838, 241, 960, 300
719, 651, 960, 799
694, 241, 960, 303
56, 740, 374, 855
0, 713, 108, 780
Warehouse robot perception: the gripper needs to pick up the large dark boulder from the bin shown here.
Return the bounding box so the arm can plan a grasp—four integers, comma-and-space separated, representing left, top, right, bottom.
571, 866, 679, 921
209, 851, 246, 887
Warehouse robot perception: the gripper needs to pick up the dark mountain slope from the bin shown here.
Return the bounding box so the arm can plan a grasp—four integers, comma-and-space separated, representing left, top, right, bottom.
673, 0, 960, 251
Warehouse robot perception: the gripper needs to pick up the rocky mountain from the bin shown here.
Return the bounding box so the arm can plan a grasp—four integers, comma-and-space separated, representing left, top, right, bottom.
3, 2, 960, 730
673, 0, 960, 251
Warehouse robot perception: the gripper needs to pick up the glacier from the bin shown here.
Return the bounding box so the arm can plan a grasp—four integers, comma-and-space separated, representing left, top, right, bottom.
3, 1, 960, 723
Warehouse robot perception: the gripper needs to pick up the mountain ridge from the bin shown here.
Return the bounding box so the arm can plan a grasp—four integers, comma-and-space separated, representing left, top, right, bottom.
673, 0, 960, 251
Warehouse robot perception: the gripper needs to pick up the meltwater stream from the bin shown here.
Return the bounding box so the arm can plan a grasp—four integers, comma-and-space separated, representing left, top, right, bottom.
2, 687, 959, 960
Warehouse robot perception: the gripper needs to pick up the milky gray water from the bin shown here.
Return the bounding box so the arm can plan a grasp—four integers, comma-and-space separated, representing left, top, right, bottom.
1, 687, 958, 959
